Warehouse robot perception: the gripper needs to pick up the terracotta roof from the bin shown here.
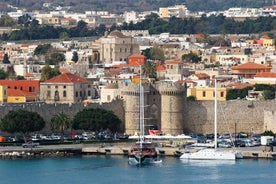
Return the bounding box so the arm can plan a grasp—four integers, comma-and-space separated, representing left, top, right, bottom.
45, 73, 89, 83
255, 72, 276, 78
128, 61, 145, 67
166, 60, 183, 65
232, 62, 270, 70
156, 65, 166, 71
261, 35, 270, 39
195, 73, 210, 79
227, 83, 254, 89
104, 68, 122, 75
176, 79, 197, 84
8, 89, 36, 97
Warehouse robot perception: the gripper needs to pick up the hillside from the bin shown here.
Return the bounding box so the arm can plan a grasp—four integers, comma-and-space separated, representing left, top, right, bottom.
1, 0, 275, 13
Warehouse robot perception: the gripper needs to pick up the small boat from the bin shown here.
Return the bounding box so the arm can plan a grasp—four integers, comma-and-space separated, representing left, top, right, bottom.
128, 141, 159, 166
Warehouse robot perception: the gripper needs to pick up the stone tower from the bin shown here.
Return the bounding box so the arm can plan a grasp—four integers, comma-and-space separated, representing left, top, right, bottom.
120, 81, 150, 135
121, 80, 186, 135
157, 82, 186, 135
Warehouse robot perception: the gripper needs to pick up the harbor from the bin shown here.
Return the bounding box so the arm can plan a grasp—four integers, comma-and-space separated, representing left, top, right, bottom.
1, 143, 276, 160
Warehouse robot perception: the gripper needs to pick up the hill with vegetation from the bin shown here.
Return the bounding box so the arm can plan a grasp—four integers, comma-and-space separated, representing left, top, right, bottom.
1, 0, 274, 13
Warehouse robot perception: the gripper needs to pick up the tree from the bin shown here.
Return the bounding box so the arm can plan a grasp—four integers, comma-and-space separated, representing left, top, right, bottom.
182, 52, 201, 63
41, 65, 61, 81
72, 51, 79, 63
0, 109, 45, 136
142, 60, 157, 78
34, 44, 52, 55
72, 108, 121, 133
149, 47, 165, 62
3, 53, 10, 64
0, 69, 7, 79
51, 112, 71, 141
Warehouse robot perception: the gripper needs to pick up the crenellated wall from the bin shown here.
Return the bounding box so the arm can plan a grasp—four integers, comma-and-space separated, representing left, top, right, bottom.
0, 95, 275, 135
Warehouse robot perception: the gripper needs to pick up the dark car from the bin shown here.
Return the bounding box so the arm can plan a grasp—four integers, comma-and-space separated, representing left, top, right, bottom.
234, 140, 245, 147
269, 140, 276, 146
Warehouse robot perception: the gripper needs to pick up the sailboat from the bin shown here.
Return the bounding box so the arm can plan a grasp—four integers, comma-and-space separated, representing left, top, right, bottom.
180, 78, 236, 160
128, 66, 160, 166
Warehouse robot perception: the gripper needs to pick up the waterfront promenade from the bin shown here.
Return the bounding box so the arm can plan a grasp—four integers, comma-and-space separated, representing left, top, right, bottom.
1, 142, 276, 159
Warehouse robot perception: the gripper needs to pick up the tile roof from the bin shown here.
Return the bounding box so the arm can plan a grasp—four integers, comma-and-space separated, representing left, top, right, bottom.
195, 73, 210, 79
255, 72, 276, 78
232, 62, 270, 70
8, 89, 36, 97
166, 60, 183, 65
45, 73, 89, 83
156, 65, 166, 71
227, 83, 254, 89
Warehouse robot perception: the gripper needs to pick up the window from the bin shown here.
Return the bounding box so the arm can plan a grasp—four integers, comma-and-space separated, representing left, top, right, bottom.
14, 86, 17, 90
88, 90, 91, 96
107, 95, 111, 101
220, 91, 224, 97
48, 85, 50, 89
64, 85, 66, 89
203, 91, 206, 97
47, 91, 51, 97
80, 91, 82, 97
75, 92, 78, 97
20, 86, 23, 90
63, 91, 67, 97
55, 85, 58, 89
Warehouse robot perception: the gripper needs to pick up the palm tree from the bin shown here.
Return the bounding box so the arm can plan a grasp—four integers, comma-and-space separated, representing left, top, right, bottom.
51, 112, 71, 141
142, 60, 157, 79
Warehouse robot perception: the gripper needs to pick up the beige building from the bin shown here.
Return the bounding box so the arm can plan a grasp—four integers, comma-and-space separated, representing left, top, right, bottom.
100, 83, 121, 103
40, 72, 96, 104
189, 86, 227, 101
0, 85, 8, 103
93, 30, 140, 64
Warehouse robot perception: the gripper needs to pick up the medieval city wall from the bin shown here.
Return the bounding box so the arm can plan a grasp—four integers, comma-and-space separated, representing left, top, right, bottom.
0, 99, 275, 135
184, 100, 276, 134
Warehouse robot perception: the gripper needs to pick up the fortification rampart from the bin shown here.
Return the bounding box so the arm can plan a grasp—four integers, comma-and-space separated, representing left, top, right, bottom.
0, 99, 275, 135
0, 100, 125, 134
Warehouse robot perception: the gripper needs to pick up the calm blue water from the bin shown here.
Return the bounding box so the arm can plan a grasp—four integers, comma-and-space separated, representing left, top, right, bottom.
0, 155, 276, 184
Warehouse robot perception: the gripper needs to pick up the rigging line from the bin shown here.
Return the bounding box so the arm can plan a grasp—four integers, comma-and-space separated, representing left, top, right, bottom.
218, 100, 237, 149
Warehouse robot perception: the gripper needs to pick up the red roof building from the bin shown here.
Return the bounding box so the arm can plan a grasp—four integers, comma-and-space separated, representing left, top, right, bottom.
0, 80, 40, 102
231, 62, 271, 78
40, 73, 95, 104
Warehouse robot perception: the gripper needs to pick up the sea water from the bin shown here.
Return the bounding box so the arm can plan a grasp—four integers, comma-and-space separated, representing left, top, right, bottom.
0, 155, 276, 184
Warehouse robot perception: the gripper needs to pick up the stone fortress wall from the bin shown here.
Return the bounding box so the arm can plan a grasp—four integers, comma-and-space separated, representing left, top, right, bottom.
0, 86, 275, 135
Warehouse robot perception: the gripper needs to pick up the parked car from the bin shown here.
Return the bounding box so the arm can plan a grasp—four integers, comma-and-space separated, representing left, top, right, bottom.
234, 140, 246, 147
218, 141, 232, 148
22, 141, 39, 148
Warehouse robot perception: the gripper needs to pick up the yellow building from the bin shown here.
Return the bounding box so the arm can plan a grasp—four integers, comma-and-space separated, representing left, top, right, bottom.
189, 87, 227, 101
0, 85, 8, 103
261, 35, 275, 49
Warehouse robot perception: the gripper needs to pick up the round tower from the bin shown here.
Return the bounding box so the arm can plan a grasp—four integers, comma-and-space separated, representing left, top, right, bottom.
120, 82, 149, 135
158, 82, 186, 135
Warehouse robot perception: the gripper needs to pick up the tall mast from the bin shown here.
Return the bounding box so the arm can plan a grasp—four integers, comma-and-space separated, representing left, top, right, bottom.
214, 78, 217, 150
139, 65, 144, 143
